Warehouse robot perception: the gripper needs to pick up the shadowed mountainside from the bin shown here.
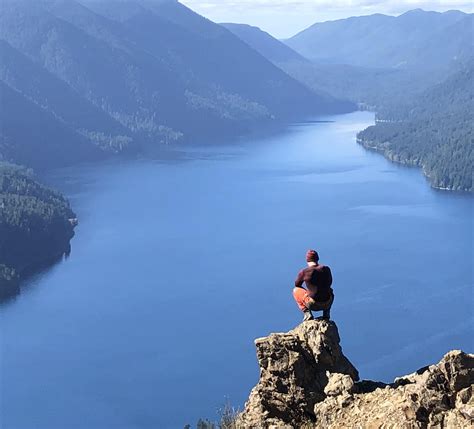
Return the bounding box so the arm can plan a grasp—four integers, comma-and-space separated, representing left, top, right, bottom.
0, 0, 354, 294
221, 23, 309, 64
0, 0, 354, 170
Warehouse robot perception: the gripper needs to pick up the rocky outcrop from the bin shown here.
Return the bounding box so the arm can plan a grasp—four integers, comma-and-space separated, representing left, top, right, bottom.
238, 320, 358, 427
239, 320, 474, 428
315, 350, 474, 428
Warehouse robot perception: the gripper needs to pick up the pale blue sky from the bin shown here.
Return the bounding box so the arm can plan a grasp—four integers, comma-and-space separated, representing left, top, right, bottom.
180, 0, 473, 38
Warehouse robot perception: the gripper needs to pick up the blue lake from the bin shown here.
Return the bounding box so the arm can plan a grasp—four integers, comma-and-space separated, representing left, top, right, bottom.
1, 111, 472, 428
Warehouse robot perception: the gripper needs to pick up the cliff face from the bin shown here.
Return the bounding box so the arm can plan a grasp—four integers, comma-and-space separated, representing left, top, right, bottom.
239, 320, 474, 428
239, 320, 359, 427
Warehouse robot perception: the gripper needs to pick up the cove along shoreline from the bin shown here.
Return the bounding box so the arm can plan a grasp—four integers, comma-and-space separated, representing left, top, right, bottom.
2, 110, 470, 304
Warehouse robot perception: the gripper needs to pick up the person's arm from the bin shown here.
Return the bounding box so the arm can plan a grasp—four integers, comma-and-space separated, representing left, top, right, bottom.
294, 270, 305, 288
326, 267, 333, 287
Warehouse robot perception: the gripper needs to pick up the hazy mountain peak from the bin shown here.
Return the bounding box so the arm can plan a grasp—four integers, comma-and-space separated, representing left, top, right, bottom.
400, 8, 427, 15
286, 9, 471, 69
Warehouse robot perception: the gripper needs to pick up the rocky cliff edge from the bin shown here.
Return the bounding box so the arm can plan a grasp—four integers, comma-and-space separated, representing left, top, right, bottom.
238, 320, 473, 428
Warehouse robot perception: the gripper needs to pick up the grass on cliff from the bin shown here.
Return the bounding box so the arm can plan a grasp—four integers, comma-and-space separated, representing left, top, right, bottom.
187, 401, 240, 429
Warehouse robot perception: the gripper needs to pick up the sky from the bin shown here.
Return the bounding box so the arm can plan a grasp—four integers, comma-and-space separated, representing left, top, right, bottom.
180, 0, 473, 38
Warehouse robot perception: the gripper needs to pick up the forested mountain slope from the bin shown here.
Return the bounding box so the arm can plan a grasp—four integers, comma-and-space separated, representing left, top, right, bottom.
224, 16, 471, 109
0, 76, 108, 170
221, 23, 308, 64
0, 0, 353, 170
225, 14, 473, 193
0, 164, 76, 300
357, 66, 473, 192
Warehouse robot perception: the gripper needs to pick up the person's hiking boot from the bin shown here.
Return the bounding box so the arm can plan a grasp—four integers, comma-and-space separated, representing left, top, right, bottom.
303, 310, 314, 322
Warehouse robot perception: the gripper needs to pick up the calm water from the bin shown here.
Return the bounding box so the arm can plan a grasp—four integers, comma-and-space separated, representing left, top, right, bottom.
1, 112, 472, 428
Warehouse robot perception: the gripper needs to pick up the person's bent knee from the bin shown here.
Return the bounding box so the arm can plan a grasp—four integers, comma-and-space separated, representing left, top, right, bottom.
293, 287, 310, 311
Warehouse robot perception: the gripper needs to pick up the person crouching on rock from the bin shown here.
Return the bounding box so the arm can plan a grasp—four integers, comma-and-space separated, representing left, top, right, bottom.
293, 249, 334, 322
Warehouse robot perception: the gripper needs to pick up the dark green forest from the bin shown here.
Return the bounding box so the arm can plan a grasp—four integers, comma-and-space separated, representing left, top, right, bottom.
357, 67, 473, 191
0, 164, 76, 299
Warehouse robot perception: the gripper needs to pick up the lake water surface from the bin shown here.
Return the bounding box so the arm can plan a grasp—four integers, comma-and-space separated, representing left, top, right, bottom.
1, 112, 472, 428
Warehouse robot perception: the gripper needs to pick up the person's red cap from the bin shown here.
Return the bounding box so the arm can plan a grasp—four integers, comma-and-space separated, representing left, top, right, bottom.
306, 249, 319, 262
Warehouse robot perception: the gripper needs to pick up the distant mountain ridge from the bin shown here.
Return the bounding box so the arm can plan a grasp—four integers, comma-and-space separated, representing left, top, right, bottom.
0, 0, 353, 170
222, 12, 473, 109
285, 9, 473, 70
221, 23, 309, 64
221, 22, 398, 107
224, 11, 473, 192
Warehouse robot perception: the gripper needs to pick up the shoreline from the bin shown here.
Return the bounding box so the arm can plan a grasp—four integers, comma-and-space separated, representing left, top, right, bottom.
356, 137, 472, 193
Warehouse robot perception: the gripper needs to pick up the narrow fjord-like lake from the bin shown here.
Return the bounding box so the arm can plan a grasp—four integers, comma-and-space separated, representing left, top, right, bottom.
1, 112, 472, 428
